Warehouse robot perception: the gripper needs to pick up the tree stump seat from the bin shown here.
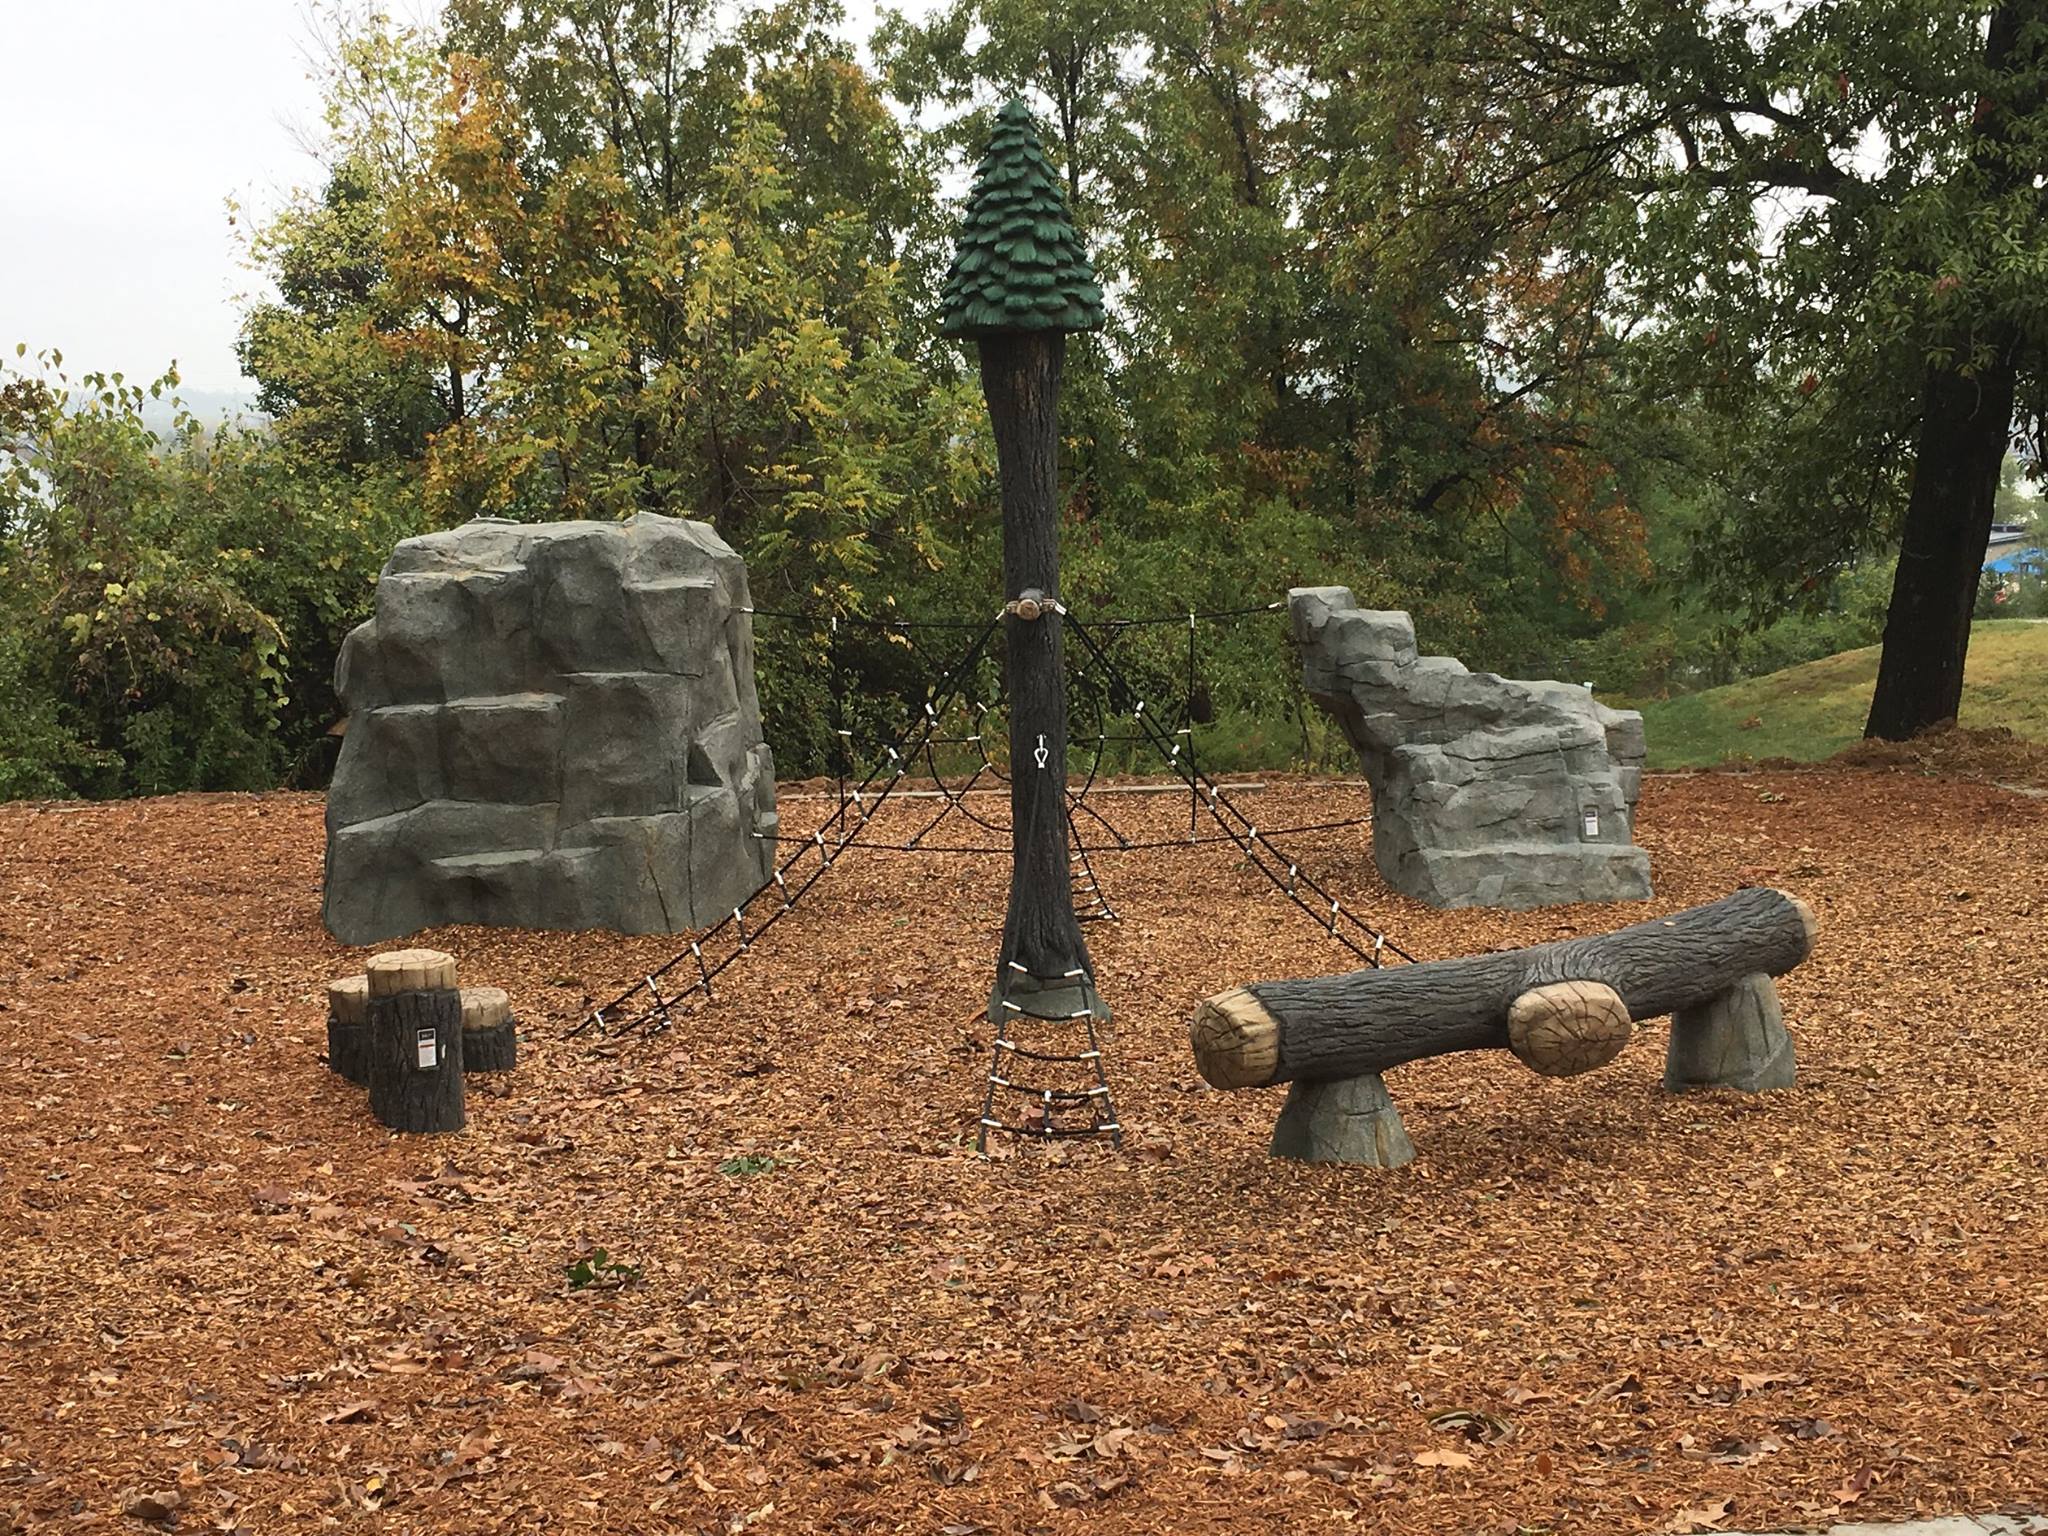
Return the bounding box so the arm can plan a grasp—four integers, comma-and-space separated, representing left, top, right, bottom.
460, 985, 517, 1073
326, 975, 371, 1085
365, 948, 466, 1134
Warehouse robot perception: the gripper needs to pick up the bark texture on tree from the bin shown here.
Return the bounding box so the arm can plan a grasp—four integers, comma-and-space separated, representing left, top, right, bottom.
1190, 887, 1815, 1089
978, 331, 1103, 1016
1866, 0, 2039, 740
1866, 354, 2018, 740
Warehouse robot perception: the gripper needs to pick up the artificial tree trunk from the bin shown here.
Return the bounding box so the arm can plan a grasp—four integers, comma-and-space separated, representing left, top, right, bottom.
1865, 353, 2017, 741
365, 949, 467, 1134
978, 331, 1101, 1015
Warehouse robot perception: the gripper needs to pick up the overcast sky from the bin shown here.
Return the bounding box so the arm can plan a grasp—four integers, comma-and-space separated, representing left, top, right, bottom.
0, 3, 352, 391
1, 1, 909, 397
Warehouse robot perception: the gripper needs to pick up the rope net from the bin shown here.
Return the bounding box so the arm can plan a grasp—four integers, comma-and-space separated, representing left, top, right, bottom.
569, 598, 1418, 1145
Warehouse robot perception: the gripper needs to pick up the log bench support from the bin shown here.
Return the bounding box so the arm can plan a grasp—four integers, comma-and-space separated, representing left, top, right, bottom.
1271, 1075, 1415, 1167
1665, 972, 1796, 1093
1191, 887, 1815, 1166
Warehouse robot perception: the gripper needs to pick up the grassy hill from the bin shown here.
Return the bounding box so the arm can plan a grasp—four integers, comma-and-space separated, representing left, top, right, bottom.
1631, 620, 2048, 769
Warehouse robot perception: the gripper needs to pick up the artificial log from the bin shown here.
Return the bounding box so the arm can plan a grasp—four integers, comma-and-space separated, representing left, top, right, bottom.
1191, 886, 1816, 1090
326, 974, 370, 1084
981, 331, 1102, 1017
460, 985, 517, 1073
366, 948, 466, 1134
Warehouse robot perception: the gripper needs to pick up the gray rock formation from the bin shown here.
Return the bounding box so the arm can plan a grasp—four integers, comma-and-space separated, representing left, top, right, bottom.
324, 514, 777, 945
1665, 972, 1797, 1092
1269, 1074, 1415, 1167
1291, 586, 1650, 909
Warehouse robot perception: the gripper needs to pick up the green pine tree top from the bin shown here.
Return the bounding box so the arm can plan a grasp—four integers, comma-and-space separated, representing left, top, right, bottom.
939, 99, 1104, 337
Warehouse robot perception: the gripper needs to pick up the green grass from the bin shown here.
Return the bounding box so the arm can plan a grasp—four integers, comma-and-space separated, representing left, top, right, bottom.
1629, 620, 2048, 769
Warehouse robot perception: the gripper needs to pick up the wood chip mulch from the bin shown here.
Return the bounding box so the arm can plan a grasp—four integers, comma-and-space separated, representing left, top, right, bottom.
1, 771, 2043, 1535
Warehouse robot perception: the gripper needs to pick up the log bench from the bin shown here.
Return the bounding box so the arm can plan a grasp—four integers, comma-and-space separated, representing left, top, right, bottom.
1189, 886, 1816, 1166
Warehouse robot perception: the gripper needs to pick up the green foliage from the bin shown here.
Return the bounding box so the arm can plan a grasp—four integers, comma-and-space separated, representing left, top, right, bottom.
940, 98, 1104, 334
563, 1247, 643, 1290
717, 1154, 780, 1176
1633, 621, 2048, 769
29, 0, 2046, 799
0, 352, 421, 799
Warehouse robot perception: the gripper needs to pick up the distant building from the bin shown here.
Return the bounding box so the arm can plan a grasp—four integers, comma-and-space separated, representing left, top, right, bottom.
1985, 522, 2043, 576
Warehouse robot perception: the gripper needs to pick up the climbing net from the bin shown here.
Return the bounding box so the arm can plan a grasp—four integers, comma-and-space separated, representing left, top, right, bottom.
568, 597, 1419, 1146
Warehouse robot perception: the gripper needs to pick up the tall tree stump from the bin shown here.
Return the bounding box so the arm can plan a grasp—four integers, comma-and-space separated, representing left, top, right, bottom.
1665, 973, 1796, 1092
326, 975, 370, 1085
366, 949, 465, 1134
461, 986, 517, 1073
939, 98, 1114, 1108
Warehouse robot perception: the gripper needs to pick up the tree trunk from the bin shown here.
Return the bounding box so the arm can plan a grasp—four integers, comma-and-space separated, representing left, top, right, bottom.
1865, 354, 2016, 740
1191, 887, 1815, 1088
1866, 0, 2038, 741
977, 331, 1101, 1013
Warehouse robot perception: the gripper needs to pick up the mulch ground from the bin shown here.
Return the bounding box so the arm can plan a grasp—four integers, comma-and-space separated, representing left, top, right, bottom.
2, 769, 2045, 1536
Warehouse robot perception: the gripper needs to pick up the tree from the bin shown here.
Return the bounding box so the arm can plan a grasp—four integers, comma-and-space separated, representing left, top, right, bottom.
941, 99, 1108, 1021
0, 354, 415, 795
881, 0, 1656, 674
1333, 0, 2048, 739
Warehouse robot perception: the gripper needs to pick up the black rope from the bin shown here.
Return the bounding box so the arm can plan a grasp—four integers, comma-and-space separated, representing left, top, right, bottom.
747, 607, 991, 630
748, 817, 1370, 856
1063, 611, 1419, 968
571, 615, 1003, 1040
746, 599, 1287, 630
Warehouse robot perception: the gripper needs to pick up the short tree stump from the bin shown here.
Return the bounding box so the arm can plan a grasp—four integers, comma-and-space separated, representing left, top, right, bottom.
461, 986, 517, 1073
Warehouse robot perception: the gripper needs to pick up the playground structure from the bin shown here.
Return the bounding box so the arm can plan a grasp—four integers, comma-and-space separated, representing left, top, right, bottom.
317, 100, 1816, 1160
323, 949, 522, 1134
1191, 885, 1814, 1165
570, 599, 1411, 1150
322, 514, 777, 946
1294, 586, 1651, 909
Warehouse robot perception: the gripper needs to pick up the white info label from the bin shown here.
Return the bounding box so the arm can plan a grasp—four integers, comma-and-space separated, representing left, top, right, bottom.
1582, 807, 1600, 837
416, 1028, 439, 1069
